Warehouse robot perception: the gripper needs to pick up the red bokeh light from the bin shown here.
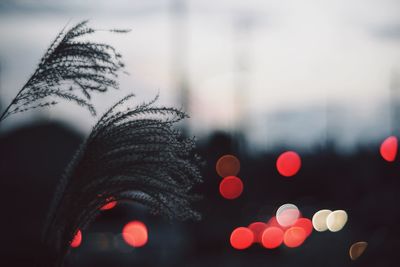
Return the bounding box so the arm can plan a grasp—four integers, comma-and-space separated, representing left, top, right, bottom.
216, 155, 241, 177
248, 222, 267, 243
380, 136, 398, 162
230, 227, 254, 250
283, 226, 306, 248
122, 221, 148, 248
71, 229, 82, 248
267, 216, 289, 231
219, 176, 243, 200
261, 226, 284, 249
293, 218, 313, 237
100, 198, 117, 211
276, 151, 301, 177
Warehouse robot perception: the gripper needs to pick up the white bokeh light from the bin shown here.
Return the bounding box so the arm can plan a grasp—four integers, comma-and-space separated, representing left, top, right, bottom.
312, 209, 332, 232
276, 203, 300, 227
326, 210, 348, 232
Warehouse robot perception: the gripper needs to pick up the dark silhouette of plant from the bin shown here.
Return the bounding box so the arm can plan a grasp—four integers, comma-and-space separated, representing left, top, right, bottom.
0, 20, 129, 122
0, 19, 202, 266
41, 94, 202, 266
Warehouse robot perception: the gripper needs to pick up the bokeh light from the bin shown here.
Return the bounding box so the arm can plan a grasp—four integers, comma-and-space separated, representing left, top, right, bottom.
261, 226, 284, 249
248, 222, 267, 243
230, 227, 254, 250
122, 221, 148, 248
312, 209, 332, 232
219, 176, 243, 199
276, 151, 301, 177
216, 154, 241, 177
326, 210, 348, 232
100, 197, 117, 211
71, 229, 82, 248
293, 218, 313, 237
349, 241, 368, 260
283, 226, 306, 248
267, 216, 288, 230
276, 203, 300, 227
380, 136, 398, 162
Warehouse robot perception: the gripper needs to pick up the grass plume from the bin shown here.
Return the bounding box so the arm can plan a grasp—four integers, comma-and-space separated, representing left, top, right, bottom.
0, 20, 129, 122
41, 94, 202, 266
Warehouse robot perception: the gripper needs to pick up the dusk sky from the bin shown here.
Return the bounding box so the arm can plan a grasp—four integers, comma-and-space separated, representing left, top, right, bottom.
1, 0, 400, 151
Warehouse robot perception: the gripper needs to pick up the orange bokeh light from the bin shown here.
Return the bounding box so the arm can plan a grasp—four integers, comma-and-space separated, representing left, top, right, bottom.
283, 226, 306, 248
216, 155, 240, 177
261, 226, 284, 249
71, 229, 82, 248
293, 218, 313, 237
380, 136, 398, 162
122, 221, 148, 248
230, 227, 254, 250
276, 151, 301, 177
219, 176, 243, 199
248, 222, 267, 243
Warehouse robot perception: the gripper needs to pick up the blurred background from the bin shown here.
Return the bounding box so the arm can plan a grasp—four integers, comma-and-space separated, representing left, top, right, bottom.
1, 0, 400, 266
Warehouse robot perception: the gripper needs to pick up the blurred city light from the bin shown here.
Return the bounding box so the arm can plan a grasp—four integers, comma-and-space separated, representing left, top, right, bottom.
283, 226, 306, 248
100, 197, 117, 211
326, 210, 348, 232
219, 176, 243, 200
261, 226, 284, 249
122, 221, 148, 248
276, 151, 301, 177
230, 227, 254, 250
293, 218, 313, 237
276, 203, 300, 227
70, 229, 82, 248
312, 209, 332, 232
216, 154, 241, 177
349, 241, 368, 260
248, 222, 267, 244
380, 136, 398, 162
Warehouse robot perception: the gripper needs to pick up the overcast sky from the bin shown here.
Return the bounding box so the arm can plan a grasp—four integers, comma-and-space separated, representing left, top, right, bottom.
1, 0, 400, 151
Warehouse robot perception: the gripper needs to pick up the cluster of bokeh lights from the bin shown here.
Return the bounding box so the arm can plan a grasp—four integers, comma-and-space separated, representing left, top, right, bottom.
219, 151, 366, 259
70, 220, 148, 249
70, 199, 148, 249
312, 209, 348, 232
217, 155, 243, 200
230, 205, 313, 250
218, 153, 310, 251
69, 137, 391, 260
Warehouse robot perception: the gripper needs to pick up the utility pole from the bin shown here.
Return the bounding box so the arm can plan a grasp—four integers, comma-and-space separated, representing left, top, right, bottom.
0, 59, 2, 114
170, 0, 189, 132
232, 14, 253, 153
390, 68, 400, 136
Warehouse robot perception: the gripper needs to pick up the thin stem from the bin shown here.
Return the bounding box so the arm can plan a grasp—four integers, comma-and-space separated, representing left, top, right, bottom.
0, 89, 22, 122
0, 102, 12, 122
0, 73, 36, 122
